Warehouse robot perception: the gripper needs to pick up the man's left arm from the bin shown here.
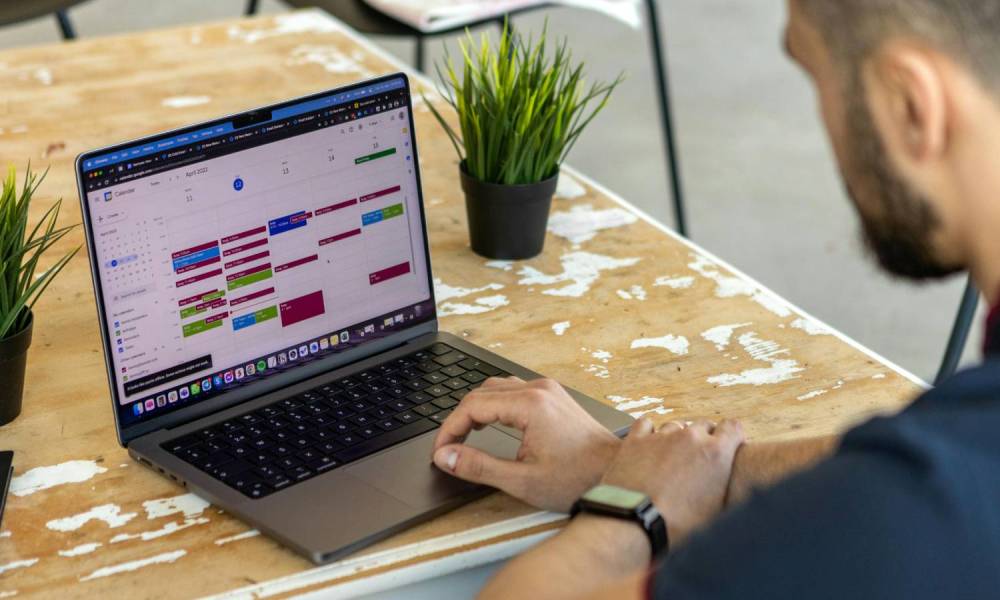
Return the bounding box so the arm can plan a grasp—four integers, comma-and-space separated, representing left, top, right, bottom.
478, 516, 650, 600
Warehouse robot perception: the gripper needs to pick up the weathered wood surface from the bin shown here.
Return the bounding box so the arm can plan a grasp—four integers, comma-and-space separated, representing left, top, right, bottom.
0, 10, 922, 598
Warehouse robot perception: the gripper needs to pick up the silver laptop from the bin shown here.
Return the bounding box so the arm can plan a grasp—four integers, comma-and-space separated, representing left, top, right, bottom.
76, 73, 632, 564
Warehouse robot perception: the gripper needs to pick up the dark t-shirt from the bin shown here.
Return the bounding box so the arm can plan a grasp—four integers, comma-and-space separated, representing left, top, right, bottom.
650, 316, 1000, 599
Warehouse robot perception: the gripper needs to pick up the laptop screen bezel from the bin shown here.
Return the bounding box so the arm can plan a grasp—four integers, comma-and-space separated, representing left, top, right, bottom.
76, 73, 440, 446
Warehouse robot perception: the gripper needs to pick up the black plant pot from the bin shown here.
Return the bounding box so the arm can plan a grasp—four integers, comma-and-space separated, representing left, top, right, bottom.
0, 312, 32, 426
460, 164, 558, 260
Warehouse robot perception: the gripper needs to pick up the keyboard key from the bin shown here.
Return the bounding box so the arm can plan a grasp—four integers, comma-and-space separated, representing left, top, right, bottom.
368, 406, 396, 419
430, 410, 454, 424
344, 388, 367, 401
316, 441, 343, 455
361, 381, 384, 394
273, 444, 293, 457
278, 456, 302, 470
428, 343, 451, 355
441, 365, 466, 378
394, 411, 419, 424
248, 481, 273, 499
406, 391, 433, 405
370, 392, 395, 405
449, 389, 469, 402
334, 376, 360, 389
444, 378, 468, 390
376, 364, 396, 375
279, 398, 302, 410
357, 370, 379, 382
434, 396, 460, 409
214, 460, 252, 480
334, 419, 438, 463
458, 358, 503, 377
330, 422, 352, 434
255, 464, 282, 479
288, 466, 313, 481
248, 452, 273, 466
376, 418, 401, 431
310, 456, 339, 472
291, 436, 312, 449
386, 386, 408, 398
201, 451, 233, 470
423, 372, 448, 384
348, 413, 374, 427
356, 426, 379, 439
412, 403, 441, 417
400, 367, 422, 380
426, 385, 451, 398
337, 433, 361, 446
297, 448, 321, 463
262, 406, 284, 418
181, 444, 208, 462
405, 379, 431, 391
462, 370, 487, 384
250, 437, 273, 451
387, 399, 412, 412
433, 352, 467, 367
205, 438, 231, 453
416, 361, 439, 373
264, 472, 292, 489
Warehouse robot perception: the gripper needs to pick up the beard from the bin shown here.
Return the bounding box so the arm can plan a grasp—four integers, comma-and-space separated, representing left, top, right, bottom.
842, 84, 962, 280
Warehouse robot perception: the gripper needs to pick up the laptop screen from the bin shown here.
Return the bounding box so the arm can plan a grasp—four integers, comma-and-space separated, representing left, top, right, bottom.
78, 75, 434, 430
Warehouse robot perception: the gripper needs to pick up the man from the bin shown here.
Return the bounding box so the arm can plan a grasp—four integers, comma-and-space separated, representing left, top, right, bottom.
430, 0, 1000, 597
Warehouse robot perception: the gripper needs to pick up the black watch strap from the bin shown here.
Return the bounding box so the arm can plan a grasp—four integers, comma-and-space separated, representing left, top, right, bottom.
571, 487, 669, 557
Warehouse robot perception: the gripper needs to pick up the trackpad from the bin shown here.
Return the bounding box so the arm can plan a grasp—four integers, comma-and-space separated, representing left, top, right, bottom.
346, 428, 520, 510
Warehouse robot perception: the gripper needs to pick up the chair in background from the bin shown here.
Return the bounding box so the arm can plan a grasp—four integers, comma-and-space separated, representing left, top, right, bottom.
0, 0, 89, 40
935, 277, 980, 385
246, 0, 689, 237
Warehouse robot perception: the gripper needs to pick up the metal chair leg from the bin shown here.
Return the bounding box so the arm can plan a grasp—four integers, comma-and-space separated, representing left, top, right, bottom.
245, 0, 259, 16
644, 0, 688, 237
415, 36, 426, 72
55, 9, 75, 40
935, 277, 980, 385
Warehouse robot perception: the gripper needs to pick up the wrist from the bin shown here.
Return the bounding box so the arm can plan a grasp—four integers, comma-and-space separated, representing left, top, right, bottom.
566, 513, 652, 567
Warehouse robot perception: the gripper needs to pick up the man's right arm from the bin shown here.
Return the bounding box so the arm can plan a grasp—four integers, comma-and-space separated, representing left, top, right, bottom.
726, 435, 841, 506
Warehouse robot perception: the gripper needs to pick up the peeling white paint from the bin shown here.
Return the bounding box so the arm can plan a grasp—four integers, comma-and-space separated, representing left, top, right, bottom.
33, 68, 52, 85
791, 317, 831, 336
162, 95, 211, 108
287, 45, 372, 77
434, 279, 503, 303
701, 323, 752, 351
591, 349, 612, 363
517, 251, 640, 298
228, 12, 339, 44
0, 591, 17, 598
707, 331, 804, 387
688, 254, 792, 317
10, 460, 107, 497
79, 550, 186, 582
0, 531, 10, 538
616, 285, 647, 301
631, 406, 675, 419
872, 373, 887, 379
214, 530, 260, 546
439, 295, 509, 317
485, 260, 514, 272
631, 335, 689, 356
833, 379, 845, 390
547, 204, 638, 245
584, 364, 610, 379
555, 172, 586, 199
143, 493, 210, 520
552, 321, 571, 336
46, 504, 138, 532
109, 518, 209, 543
0, 559, 37, 576
653, 275, 695, 289
607, 395, 666, 411
796, 389, 828, 401
58, 542, 103, 557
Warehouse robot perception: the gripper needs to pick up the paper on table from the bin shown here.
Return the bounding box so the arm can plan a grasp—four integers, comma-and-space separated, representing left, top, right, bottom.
362, 0, 642, 33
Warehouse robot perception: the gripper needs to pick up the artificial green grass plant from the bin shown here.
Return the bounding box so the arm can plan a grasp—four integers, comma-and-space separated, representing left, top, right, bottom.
0, 165, 79, 339
426, 22, 623, 185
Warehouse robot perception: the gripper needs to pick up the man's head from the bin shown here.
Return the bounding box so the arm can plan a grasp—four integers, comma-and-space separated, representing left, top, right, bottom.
786, 0, 1000, 281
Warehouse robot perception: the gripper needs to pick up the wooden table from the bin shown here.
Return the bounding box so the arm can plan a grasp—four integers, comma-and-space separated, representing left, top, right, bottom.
0, 10, 924, 598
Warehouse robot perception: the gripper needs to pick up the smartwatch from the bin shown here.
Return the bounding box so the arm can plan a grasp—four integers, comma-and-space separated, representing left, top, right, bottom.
570, 484, 669, 557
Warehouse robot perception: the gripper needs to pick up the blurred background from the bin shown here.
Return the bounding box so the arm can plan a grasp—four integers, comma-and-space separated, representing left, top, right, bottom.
1, 0, 983, 383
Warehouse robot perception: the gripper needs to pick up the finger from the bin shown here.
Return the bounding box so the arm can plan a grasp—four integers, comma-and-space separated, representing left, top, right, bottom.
689, 419, 717, 434
656, 421, 684, 435
433, 392, 532, 450
433, 443, 525, 492
479, 376, 525, 389
628, 417, 655, 438
713, 420, 746, 456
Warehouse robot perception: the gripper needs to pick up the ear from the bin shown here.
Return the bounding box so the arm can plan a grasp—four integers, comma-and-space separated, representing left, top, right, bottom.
865, 42, 948, 162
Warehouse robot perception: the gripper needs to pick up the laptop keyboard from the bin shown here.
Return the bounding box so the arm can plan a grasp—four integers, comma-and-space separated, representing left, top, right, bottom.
163, 343, 508, 499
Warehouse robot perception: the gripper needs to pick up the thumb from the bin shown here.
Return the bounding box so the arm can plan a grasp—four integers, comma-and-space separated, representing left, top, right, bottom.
434, 444, 522, 491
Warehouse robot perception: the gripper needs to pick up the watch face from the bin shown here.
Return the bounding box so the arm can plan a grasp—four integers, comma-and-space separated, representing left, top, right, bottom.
584, 485, 648, 510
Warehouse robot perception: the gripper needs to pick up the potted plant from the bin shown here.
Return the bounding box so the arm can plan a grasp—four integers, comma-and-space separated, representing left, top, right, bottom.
427, 23, 622, 260
0, 165, 79, 426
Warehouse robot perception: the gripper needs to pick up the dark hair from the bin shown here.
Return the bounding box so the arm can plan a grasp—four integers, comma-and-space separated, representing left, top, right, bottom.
798, 0, 1000, 90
